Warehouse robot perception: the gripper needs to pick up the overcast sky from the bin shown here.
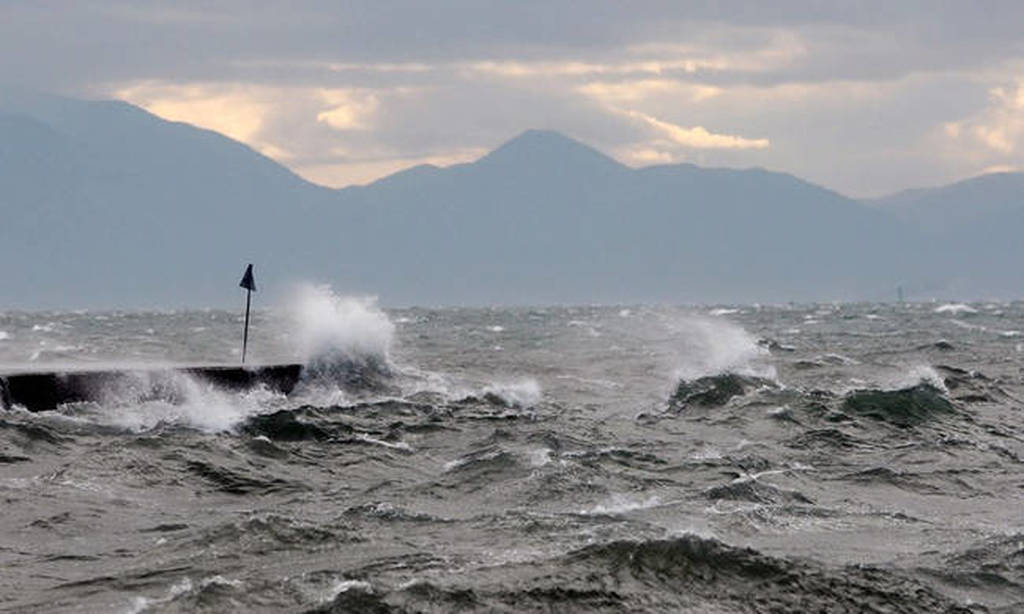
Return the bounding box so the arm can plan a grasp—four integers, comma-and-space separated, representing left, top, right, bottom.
2, 1, 1023, 196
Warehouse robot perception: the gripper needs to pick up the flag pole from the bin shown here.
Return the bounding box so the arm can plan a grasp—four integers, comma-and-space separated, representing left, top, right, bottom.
239, 264, 256, 364
242, 288, 251, 364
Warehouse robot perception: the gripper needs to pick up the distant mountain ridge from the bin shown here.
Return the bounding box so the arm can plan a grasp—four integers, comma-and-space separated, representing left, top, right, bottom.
0, 92, 1017, 307
867, 171, 1024, 235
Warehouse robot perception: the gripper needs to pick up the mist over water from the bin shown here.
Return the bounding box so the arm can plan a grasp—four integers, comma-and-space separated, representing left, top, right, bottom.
2, 302, 1024, 612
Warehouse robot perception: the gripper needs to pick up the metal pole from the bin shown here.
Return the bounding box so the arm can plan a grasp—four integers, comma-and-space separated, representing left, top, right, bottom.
242, 288, 251, 364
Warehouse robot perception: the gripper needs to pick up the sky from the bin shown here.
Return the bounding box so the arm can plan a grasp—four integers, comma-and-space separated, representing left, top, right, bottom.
2, 1, 1024, 197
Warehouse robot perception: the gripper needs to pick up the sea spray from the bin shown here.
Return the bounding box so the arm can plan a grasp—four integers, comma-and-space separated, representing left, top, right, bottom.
664, 315, 775, 381
286, 284, 397, 394
72, 370, 285, 433
482, 378, 542, 408
891, 364, 949, 393
288, 284, 394, 365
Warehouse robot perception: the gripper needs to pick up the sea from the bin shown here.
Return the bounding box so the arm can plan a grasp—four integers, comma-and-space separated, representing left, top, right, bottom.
1, 286, 1022, 612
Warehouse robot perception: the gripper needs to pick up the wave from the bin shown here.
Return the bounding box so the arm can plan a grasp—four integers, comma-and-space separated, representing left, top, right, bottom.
842, 383, 956, 427
239, 407, 337, 441
184, 459, 307, 495
69, 371, 287, 433
934, 303, 978, 315
341, 502, 442, 523
480, 378, 542, 409
667, 372, 777, 412
705, 478, 813, 505
287, 284, 399, 398
304, 535, 974, 613
288, 284, 394, 369
667, 316, 775, 381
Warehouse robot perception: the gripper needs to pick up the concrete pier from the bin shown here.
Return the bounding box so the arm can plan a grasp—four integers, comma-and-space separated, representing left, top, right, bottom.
0, 364, 303, 412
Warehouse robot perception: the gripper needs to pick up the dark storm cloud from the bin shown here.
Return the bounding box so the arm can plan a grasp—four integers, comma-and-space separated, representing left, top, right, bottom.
3, 1, 1023, 89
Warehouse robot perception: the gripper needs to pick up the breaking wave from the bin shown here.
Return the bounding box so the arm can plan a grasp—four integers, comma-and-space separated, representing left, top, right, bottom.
59, 370, 286, 433
667, 315, 775, 381
287, 284, 397, 396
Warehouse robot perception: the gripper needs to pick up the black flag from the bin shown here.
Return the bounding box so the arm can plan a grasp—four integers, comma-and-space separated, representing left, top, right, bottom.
239, 264, 256, 292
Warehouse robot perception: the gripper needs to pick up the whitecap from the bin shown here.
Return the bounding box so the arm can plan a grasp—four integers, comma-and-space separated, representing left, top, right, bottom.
325, 580, 373, 602
709, 308, 739, 316
526, 447, 552, 467
582, 493, 661, 515
668, 316, 776, 381
482, 378, 542, 408
355, 433, 413, 452
934, 303, 977, 315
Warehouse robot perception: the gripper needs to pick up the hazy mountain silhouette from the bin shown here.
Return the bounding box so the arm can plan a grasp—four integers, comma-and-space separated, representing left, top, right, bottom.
869, 172, 1024, 235
0, 93, 996, 307
868, 172, 1024, 297
0, 91, 337, 307
316, 129, 922, 305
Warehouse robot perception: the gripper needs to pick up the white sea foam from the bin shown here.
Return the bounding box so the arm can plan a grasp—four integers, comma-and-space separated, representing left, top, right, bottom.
526, 447, 552, 467
691, 446, 723, 461
482, 378, 542, 408
582, 493, 661, 515
324, 579, 373, 602
708, 308, 740, 316
0, 331, 9, 341
890, 365, 948, 393
356, 433, 414, 452
934, 303, 977, 315
86, 371, 286, 433
125, 576, 241, 614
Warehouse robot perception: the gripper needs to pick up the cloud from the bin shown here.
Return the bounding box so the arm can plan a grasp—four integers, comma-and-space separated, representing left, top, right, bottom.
115, 81, 270, 144
616, 147, 676, 165
621, 109, 769, 150
109, 78, 493, 187
11, 2, 1012, 195
315, 89, 380, 131
941, 81, 1024, 162
578, 79, 722, 104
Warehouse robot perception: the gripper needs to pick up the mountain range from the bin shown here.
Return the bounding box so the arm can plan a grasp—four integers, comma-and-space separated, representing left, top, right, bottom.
0, 91, 1019, 308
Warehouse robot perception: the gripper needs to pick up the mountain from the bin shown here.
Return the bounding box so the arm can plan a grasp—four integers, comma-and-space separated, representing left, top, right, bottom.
0, 93, 959, 307
322, 130, 922, 305
869, 171, 1024, 235
0, 91, 338, 307
867, 172, 1024, 297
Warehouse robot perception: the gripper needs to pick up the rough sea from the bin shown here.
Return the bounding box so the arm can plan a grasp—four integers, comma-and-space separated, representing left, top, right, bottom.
2, 287, 1023, 613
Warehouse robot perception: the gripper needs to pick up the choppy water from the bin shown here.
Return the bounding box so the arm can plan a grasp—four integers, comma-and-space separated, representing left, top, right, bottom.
2, 291, 1023, 612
